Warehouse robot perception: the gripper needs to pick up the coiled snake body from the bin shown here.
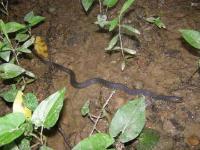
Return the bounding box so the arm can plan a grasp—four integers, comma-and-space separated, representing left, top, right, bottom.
35, 53, 182, 102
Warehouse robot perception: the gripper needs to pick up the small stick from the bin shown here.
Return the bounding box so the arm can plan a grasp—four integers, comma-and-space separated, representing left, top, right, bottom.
90, 91, 115, 135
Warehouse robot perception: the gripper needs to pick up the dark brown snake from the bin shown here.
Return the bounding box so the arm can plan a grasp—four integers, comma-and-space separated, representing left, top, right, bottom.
34, 52, 183, 102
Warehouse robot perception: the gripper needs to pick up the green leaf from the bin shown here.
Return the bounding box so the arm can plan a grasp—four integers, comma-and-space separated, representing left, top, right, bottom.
24, 11, 45, 27
16, 47, 31, 53
81, 100, 90, 116
105, 34, 119, 50
72, 133, 114, 150
0, 63, 25, 79
108, 18, 118, 31
81, 0, 94, 12
39, 145, 53, 150
31, 88, 66, 128
21, 36, 35, 49
0, 112, 25, 146
0, 51, 11, 62
5, 22, 26, 33
121, 24, 140, 35
146, 17, 166, 28
103, 0, 118, 8
23, 93, 38, 111
25, 70, 36, 78
0, 20, 10, 42
18, 138, 31, 150
109, 97, 146, 143
180, 29, 200, 49
0, 85, 18, 102
15, 33, 30, 42
120, 0, 135, 15
136, 128, 160, 150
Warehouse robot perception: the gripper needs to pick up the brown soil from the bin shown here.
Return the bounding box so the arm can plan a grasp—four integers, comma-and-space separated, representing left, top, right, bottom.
0, 0, 200, 149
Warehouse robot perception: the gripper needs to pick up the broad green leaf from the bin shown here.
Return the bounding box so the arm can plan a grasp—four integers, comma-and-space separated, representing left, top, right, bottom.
3, 142, 19, 150
0, 63, 25, 79
0, 51, 11, 62
120, 0, 135, 15
136, 128, 160, 150
0, 112, 25, 146
72, 133, 114, 150
18, 138, 31, 150
39, 145, 53, 150
23, 93, 38, 111
109, 97, 146, 143
180, 29, 200, 49
0, 84, 18, 102
24, 11, 45, 27
81, 100, 90, 116
5, 22, 26, 33
121, 24, 140, 35
15, 33, 30, 42
108, 18, 118, 31
81, 0, 94, 12
31, 88, 66, 128
22, 36, 35, 49
103, 0, 118, 8
105, 34, 119, 50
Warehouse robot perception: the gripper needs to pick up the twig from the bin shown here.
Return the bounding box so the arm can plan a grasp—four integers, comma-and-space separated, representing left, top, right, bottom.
89, 91, 115, 135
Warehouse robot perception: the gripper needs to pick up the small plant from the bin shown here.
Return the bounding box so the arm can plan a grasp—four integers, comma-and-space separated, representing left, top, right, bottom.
74, 95, 160, 149
180, 29, 200, 67
146, 16, 166, 29
81, 0, 140, 70
0, 11, 45, 91
0, 87, 66, 149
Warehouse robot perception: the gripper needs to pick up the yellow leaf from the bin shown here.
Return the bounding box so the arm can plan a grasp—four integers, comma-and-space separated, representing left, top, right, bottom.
34, 36, 48, 58
13, 91, 32, 119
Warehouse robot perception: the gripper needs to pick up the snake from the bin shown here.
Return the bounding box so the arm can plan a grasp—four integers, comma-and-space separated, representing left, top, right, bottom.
33, 52, 183, 103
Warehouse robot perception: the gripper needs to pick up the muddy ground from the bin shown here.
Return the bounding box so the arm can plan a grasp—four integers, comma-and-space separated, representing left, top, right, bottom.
0, 0, 200, 149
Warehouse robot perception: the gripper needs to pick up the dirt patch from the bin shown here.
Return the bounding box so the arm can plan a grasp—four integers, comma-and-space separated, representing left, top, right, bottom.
1, 0, 200, 149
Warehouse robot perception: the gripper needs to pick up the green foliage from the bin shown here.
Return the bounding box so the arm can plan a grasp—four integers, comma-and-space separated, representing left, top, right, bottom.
81, 0, 95, 12
146, 17, 166, 28
136, 128, 160, 150
76, 97, 147, 149
31, 88, 66, 128
0, 85, 18, 102
109, 97, 146, 143
0, 88, 66, 149
0, 112, 25, 146
23, 93, 38, 111
81, 100, 90, 116
180, 29, 200, 49
103, 0, 118, 8
85, 0, 139, 70
72, 133, 114, 150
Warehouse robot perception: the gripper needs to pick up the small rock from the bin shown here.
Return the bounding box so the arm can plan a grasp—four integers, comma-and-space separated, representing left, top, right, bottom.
187, 135, 200, 146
